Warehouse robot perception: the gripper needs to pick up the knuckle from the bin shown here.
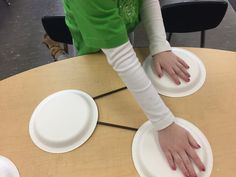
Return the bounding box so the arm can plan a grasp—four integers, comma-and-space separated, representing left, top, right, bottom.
175, 69, 181, 74
166, 154, 172, 161
180, 167, 188, 175
175, 158, 182, 164
166, 67, 174, 73
180, 73, 186, 78
167, 157, 173, 163
183, 70, 189, 75
155, 69, 161, 74
183, 169, 188, 174
170, 72, 176, 77
155, 64, 161, 70
185, 159, 192, 166
192, 154, 199, 161
181, 66, 186, 71
179, 58, 185, 63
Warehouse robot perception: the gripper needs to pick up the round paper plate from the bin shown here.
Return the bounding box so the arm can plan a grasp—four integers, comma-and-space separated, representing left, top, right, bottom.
143, 48, 206, 97
29, 90, 98, 153
132, 118, 213, 177
0, 156, 20, 177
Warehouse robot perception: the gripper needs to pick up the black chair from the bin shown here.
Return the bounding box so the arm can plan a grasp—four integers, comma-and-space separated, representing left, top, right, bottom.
42, 16, 73, 53
160, 0, 228, 47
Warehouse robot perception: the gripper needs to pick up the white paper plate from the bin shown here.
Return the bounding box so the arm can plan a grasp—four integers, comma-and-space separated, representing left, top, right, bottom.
143, 48, 206, 97
0, 156, 20, 177
132, 118, 213, 177
29, 90, 98, 153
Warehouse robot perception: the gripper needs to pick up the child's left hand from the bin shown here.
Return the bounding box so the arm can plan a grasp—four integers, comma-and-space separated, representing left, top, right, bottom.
153, 51, 190, 85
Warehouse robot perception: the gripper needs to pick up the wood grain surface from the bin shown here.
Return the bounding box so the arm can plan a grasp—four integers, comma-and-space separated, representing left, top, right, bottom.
0, 48, 236, 177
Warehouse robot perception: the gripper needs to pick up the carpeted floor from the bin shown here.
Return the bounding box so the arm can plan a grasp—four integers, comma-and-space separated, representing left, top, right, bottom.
229, 0, 236, 10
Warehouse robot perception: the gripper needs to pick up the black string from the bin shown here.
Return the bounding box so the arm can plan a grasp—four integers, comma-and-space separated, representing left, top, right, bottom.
97, 121, 138, 131
93, 86, 127, 100
93, 87, 138, 131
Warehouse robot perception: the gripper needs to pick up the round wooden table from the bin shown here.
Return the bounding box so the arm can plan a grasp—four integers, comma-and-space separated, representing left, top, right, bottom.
0, 48, 236, 177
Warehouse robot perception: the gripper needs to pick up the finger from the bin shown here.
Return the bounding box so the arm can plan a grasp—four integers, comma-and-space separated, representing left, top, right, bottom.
177, 57, 189, 69
164, 150, 176, 170
173, 66, 190, 82
186, 147, 206, 172
179, 151, 197, 177
168, 68, 181, 85
173, 152, 190, 177
187, 131, 201, 149
177, 62, 190, 78
154, 62, 163, 78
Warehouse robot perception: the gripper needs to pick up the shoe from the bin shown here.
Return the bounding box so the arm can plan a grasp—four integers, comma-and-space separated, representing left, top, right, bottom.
42, 33, 67, 61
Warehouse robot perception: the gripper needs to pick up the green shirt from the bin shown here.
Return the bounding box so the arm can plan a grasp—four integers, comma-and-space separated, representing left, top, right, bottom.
63, 0, 142, 55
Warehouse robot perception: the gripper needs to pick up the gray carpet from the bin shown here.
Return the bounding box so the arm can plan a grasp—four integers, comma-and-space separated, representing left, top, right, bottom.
229, 0, 236, 11
0, 0, 236, 80
0, 0, 64, 80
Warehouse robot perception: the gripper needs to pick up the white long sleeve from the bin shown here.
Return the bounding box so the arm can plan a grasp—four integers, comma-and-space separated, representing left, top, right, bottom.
141, 0, 171, 56
102, 41, 175, 131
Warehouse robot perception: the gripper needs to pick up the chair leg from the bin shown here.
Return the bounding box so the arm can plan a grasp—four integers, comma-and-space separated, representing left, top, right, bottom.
167, 33, 172, 42
129, 32, 135, 45
200, 30, 205, 48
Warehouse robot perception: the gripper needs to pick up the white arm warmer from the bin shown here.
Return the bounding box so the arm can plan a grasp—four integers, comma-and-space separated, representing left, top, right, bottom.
141, 0, 171, 56
102, 41, 175, 130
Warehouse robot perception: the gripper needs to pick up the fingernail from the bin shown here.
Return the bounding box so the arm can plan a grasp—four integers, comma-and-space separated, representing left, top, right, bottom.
202, 167, 206, 171
172, 166, 176, 170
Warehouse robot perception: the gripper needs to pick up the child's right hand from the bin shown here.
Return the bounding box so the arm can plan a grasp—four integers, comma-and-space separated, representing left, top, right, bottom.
153, 51, 190, 85
158, 122, 205, 177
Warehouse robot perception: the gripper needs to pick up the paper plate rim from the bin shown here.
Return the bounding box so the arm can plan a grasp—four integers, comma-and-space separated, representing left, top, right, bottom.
29, 90, 98, 153
0, 155, 20, 177
132, 118, 213, 177
143, 48, 206, 97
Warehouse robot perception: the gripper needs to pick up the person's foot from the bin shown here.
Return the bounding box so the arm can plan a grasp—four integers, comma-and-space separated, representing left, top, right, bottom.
49, 46, 67, 61
42, 33, 68, 61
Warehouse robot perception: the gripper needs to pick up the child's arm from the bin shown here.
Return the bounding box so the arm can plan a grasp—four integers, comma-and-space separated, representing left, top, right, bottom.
141, 0, 190, 85
102, 41, 175, 131
102, 41, 204, 177
141, 0, 171, 55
